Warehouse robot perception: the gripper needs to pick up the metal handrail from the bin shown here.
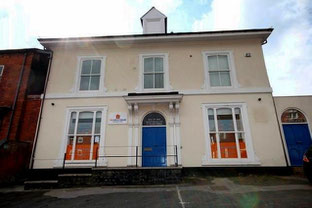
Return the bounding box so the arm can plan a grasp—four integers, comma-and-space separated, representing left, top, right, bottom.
60, 145, 178, 168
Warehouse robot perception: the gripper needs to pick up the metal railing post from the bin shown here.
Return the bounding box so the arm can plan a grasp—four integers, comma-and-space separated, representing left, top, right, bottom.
63, 153, 66, 169
136, 146, 138, 167
175, 145, 178, 167
95, 147, 98, 168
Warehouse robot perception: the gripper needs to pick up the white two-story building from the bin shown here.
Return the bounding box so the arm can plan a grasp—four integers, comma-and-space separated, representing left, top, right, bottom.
31, 7, 288, 170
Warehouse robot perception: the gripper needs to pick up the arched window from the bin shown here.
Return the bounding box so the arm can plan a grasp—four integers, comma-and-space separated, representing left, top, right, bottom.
281, 109, 307, 123
143, 112, 166, 126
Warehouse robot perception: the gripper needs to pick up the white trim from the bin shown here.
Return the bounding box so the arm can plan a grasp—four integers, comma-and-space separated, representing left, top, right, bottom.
138, 53, 170, 92
39, 30, 272, 45
54, 106, 108, 168
45, 87, 273, 99
0, 65, 4, 76
74, 56, 106, 94
201, 102, 259, 165
202, 51, 238, 89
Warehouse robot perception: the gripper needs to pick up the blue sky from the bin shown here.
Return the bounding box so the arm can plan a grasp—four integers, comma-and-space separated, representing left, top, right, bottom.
0, 0, 311, 96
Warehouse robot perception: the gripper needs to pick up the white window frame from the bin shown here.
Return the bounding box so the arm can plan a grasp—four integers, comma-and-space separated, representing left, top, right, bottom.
202, 103, 258, 165
75, 56, 106, 93
202, 51, 238, 89
0, 65, 4, 76
55, 106, 108, 167
138, 53, 170, 92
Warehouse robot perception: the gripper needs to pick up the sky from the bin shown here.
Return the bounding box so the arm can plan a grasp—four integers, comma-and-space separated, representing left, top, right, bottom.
0, 0, 311, 96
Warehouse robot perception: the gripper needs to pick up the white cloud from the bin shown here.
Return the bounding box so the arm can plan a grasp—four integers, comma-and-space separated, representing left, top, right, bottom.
192, 0, 312, 96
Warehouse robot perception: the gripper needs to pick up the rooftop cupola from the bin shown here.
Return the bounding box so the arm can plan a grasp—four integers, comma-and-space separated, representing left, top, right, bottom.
141, 7, 167, 34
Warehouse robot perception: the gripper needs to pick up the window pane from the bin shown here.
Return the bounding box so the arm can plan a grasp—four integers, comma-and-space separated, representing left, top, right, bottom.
219, 133, 238, 158
220, 71, 231, 86
144, 58, 153, 73
91, 60, 101, 74
217, 108, 234, 131
68, 112, 77, 134
209, 72, 220, 86
208, 56, 218, 70
144, 74, 153, 88
95, 111, 102, 134
210, 133, 218, 158
218, 55, 229, 69
77, 112, 94, 134
81, 60, 91, 74
155, 57, 163, 72
90, 76, 100, 90
238, 133, 247, 158
208, 109, 215, 131
66, 136, 74, 160
80, 76, 90, 90
74, 136, 91, 160
235, 108, 243, 131
155, 73, 164, 88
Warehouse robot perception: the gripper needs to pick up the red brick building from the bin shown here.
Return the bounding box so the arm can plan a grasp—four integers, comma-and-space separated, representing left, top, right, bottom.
0, 49, 50, 184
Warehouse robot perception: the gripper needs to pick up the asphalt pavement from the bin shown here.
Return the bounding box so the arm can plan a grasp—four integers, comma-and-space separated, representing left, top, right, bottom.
1, 176, 312, 208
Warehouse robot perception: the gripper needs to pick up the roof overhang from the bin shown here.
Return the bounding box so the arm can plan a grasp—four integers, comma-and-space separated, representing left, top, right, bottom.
38, 28, 273, 48
124, 92, 183, 105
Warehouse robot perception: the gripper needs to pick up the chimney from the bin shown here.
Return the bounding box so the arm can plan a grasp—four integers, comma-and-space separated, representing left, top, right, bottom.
140, 7, 167, 34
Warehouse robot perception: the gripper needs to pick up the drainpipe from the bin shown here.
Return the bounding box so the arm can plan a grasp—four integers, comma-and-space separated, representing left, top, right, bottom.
0, 52, 28, 148
272, 96, 289, 166
29, 50, 53, 169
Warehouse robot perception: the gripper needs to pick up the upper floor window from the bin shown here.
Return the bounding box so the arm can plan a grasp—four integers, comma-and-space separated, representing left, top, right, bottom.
139, 53, 169, 91
78, 57, 105, 91
0, 65, 4, 76
144, 57, 164, 89
203, 52, 237, 88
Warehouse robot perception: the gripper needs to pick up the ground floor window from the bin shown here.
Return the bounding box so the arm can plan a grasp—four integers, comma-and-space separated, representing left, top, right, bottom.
66, 110, 102, 161
203, 103, 254, 163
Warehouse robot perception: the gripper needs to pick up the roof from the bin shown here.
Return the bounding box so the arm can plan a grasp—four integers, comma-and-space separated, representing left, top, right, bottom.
0, 48, 48, 55
38, 28, 273, 47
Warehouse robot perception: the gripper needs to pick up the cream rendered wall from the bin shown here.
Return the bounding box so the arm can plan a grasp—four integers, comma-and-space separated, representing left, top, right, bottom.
33, 93, 286, 168
45, 38, 271, 95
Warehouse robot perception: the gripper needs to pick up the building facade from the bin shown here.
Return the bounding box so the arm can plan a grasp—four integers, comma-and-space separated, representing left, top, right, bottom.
274, 96, 312, 167
0, 49, 50, 183
32, 8, 287, 169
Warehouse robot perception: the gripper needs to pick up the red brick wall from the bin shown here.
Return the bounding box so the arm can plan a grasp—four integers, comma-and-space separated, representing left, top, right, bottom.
0, 52, 45, 183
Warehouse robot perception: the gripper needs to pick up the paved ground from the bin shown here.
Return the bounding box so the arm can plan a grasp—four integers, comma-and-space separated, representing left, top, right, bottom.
1, 176, 312, 208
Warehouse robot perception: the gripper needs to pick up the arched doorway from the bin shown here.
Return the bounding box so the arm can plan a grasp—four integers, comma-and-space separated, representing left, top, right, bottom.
142, 112, 167, 167
282, 109, 312, 166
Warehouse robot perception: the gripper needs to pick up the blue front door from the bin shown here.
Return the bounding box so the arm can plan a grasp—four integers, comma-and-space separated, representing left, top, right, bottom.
283, 124, 312, 166
142, 127, 167, 167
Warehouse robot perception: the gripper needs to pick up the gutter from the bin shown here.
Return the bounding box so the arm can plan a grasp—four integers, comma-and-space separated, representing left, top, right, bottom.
29, 50, 53, 169
0, 53, 28, 148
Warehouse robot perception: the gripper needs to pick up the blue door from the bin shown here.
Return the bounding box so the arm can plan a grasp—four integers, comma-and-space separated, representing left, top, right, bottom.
142, 127, 167, 167
283, 124, 312, 166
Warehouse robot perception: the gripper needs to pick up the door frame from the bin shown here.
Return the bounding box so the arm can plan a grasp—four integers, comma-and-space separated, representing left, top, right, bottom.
280, 107, 312, 166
